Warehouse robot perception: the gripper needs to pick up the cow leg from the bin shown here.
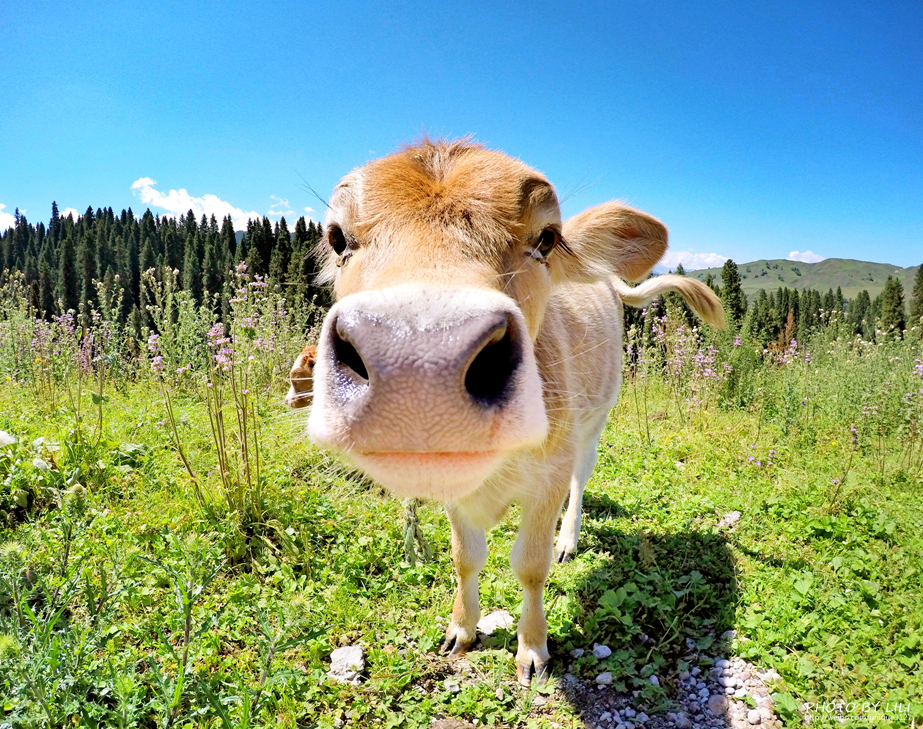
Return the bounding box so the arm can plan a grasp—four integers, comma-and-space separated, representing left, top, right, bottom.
510, 483, 568, 685
441, 504, 487, 656
555, 413, 608, 562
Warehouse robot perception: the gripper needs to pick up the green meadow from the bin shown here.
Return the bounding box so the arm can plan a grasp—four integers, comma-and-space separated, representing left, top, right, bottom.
1, 271, 922, 728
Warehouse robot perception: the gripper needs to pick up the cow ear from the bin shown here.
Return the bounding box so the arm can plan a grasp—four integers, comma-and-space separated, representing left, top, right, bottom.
551, 202, 668, 284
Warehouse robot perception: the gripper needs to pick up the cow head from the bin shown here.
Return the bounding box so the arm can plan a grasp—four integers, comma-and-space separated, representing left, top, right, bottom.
308, 140, 667, 501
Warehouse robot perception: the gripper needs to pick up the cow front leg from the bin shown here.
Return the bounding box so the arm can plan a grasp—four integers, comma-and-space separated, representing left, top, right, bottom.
510, 486, 567, 685
441, 504, 487, 656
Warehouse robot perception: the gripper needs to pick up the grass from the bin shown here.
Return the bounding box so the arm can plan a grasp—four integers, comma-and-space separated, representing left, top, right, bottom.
1, 282, 923, 727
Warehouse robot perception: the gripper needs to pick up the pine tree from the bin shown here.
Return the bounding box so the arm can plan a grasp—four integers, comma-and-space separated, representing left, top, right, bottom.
80, 226, 98, 310
49, 201, 61, 247
58, 230, 79, 313
909, 265, 923, 330
720, 259, 746, 328
850, 290, 871, 337
37, 260, 55, 318
269, 217, 291, 285
201, 231, 223, 302
879, 275, 906, 338
182, 229, 204, 304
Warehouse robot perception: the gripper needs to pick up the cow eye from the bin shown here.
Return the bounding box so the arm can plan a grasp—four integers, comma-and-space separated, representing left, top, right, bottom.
328, 225, 347, 256
536, 229, 558, 257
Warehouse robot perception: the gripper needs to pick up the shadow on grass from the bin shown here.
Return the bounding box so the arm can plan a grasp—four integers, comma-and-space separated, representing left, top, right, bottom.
544, 520, 739, 726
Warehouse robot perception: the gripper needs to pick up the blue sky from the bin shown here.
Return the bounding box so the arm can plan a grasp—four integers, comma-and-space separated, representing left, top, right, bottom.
2, 0, 921, 269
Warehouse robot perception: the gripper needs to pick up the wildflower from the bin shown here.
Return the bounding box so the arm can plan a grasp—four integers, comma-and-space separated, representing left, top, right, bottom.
748, 456, 754, 463
152, 355, 164, 374
147, 333, 161, 354
157, 419, 167, 427
733, 335, 742, 347
831, 478, 840, 485
180, 416, 188, 425
755, 461, 762, 467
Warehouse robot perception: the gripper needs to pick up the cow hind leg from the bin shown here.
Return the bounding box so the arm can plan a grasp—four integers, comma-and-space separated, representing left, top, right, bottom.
441, 505, 487, 656
554, 413, 609, 563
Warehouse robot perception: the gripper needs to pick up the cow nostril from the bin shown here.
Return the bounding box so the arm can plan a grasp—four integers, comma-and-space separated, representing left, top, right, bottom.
464, 323, 518, 406
334, 330, 369, 381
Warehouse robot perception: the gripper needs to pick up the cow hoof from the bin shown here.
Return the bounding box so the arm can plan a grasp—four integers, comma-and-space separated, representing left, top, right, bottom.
554, 548, 573, 563
441, 634, 475, 656
516, 657, 550, 686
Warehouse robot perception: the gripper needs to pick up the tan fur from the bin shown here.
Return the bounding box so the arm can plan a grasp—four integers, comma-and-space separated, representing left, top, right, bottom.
284, 346, 317, 409
306, 139, 725, 684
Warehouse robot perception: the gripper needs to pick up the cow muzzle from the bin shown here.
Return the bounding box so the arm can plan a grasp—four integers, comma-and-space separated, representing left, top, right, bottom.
308, 286, 549, 500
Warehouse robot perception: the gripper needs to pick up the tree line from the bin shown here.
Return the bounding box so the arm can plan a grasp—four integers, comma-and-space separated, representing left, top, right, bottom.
3, 203, 922, 343
631, 259, 923, 346
0, 203, 330, 332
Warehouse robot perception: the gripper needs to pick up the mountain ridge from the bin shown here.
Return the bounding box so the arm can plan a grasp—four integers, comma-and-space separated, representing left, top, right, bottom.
674, 257, 920, 301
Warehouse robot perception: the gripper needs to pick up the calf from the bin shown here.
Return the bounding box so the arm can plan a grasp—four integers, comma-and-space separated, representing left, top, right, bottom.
285, 345, 317, 409
305, 139, 724, 684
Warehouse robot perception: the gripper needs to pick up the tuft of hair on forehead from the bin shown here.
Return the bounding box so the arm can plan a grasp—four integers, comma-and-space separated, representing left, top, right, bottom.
316, 138, 563, 286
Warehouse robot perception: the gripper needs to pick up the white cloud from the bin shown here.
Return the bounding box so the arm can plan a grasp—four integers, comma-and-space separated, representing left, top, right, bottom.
787, 250, 826, 264
60, 207, 80, 220
0, 204, 16, 229
659, 249, 729, 271
130, 177, 263, 230
267, 195, 294, 217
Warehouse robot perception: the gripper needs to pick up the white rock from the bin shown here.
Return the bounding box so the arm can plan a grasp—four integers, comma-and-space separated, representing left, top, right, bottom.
734, 687, 747, 698
691, 666, 701, 676
624, 707, 636, 718
593, 643, 612, 659
636, 713, 648, 723
596, 671, 613, 685
599, 712, 612, 721
718, 511, 741, 529
758, 706, 774, 721
747, 709, 762, 725
328, 645, 364, 685
678, 670, 691, 681
674, 712, 692, 728
571, 648, 585, 658
716, 658, 731, 670
648, 675, 660, 686
721, 630, 738, 642
444, 679, 461, 693
476, 609, 514, 635
720, 677, 736, 687
725, 686, 735, 695
758, 668, 782, 682
698, 687, 710, 699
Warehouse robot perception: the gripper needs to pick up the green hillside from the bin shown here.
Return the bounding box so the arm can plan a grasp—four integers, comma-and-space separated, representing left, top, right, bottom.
687, 258, 920, 301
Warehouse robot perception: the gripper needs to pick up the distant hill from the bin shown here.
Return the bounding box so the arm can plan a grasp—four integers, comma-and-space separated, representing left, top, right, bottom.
684, 258, 920, 301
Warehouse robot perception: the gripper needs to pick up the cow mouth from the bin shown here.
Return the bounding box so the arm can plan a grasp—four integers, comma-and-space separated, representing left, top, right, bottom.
349, 450, 504, 500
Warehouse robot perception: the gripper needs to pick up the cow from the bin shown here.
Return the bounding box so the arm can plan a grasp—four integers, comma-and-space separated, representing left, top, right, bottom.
303, 139, 725, 684
285, 345, 317, 409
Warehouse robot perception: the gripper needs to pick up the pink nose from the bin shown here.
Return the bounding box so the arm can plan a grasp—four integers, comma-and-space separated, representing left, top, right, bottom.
327, 306, 522, 413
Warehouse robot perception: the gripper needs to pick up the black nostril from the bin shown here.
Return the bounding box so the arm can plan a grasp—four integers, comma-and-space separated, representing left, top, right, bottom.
334, 330, 369, 381
464, 322, 519, 406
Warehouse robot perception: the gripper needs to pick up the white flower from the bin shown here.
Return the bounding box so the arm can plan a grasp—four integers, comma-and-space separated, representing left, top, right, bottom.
0, 430, 16, 447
